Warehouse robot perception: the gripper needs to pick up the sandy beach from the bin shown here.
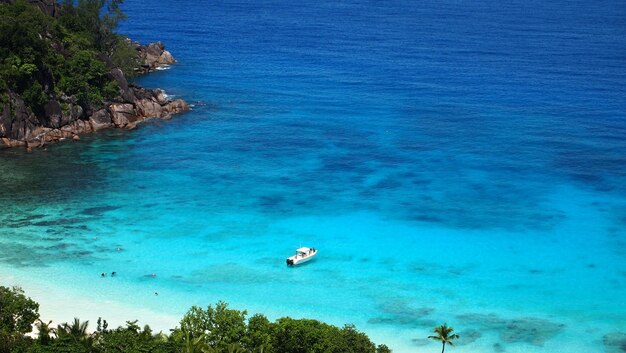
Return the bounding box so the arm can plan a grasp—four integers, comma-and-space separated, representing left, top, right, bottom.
0, 266, 179, 334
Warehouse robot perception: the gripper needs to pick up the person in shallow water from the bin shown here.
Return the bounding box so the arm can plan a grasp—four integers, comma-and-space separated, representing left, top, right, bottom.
101, 272, 106, 277
111, 272, 116, 276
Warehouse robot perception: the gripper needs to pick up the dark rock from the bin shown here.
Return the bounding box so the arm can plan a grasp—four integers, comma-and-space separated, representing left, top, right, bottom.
0, 103, 10, 137
109, 68, 134, 103
5, 92, 38, 141
89, 109, 112, 131
97, 52, 115, 69
136, 41, 177, 72
27, 0, 60, 17
70, 104, 83, 120
44, 100, 62, 128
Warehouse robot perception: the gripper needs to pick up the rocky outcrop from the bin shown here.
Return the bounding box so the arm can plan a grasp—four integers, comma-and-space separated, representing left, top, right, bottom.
136, 42, 177, 73
0, 0, 190, 150
0, 92, 40, 147
0, 41, 189, 150
0, 85, 189, 149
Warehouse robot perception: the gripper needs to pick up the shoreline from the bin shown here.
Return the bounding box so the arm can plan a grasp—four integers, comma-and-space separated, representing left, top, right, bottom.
0, 267, 180, 334
1, 264, 602, 353
0, 267, 180, 332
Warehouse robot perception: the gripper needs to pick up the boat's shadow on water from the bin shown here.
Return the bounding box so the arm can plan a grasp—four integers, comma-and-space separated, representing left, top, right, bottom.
285, 258, 318, 269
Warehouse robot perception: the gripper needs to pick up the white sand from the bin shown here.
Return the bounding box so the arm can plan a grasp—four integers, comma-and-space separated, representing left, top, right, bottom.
0, 270, 179, 334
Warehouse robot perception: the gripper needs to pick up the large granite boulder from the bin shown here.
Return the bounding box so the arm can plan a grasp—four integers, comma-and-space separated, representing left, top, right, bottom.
108, 103, 136, 127
44, 100, 62, 128
0, 92, 39, 142
89, 109, 113, 131
137, 42, 177, 72
136, 98, 163, 118
164, 99, 190, 114
109, 68, 135, 103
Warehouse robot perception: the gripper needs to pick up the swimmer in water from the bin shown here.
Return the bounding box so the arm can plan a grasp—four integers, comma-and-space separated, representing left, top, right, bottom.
101, 272, 106, 277
111, 272, 116, 276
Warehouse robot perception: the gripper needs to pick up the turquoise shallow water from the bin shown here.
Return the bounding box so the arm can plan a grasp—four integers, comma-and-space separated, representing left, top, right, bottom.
2, 0, 626, 352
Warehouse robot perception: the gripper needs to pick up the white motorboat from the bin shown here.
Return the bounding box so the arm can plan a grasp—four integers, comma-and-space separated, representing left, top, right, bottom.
286, 247, 317, 266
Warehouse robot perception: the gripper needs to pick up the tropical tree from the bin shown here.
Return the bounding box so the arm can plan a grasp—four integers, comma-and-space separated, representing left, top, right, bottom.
428, 323, 459, 353
0, 286, 39, 353
179, 301, 248, 352
58, 318, 89, 338
225, 342, 246, 353
35, 319, 54, 345
181, 330, 210, 353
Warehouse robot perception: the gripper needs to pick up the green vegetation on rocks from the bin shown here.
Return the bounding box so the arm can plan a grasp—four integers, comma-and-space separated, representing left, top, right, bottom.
0, 0, 136, 112
0, 0, 187, 148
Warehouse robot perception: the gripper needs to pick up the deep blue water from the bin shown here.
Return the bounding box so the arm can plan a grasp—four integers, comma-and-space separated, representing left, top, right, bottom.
1, 1, 626, 352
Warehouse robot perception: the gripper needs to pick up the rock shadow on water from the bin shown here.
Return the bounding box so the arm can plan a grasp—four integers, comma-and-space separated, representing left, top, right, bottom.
603, 332, 626, 353
456, 313, 565, 347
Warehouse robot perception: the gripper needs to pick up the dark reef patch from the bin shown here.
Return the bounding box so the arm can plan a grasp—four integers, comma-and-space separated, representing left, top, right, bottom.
257, 195, 286, 208
368, 299, 436, 328
80, 205, 121, 216
456, 313, 564, 346
411, 214, 444, 223
371, 178, 403, 190
457, 329, 482, 345
493, 342, 505, 352
603, 332, 626, 353
33, 218, 85, 227
411, 338, 430, 346
408, 261, 475, 278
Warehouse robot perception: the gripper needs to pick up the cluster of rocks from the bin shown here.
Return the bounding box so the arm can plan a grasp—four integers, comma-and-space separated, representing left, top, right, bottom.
136, 42, 177, 73
1, 43, 189, 150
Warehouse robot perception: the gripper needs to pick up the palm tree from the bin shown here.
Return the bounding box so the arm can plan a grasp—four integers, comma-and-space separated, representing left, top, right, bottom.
181, 330, 211, 353
56, 318, 95, 349
226, 343, 245, 353
35, 320, 54, 345
428, 323, 460, 353
59, 318, 89, 338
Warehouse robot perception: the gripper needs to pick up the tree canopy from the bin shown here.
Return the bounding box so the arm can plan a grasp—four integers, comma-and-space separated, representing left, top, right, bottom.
0, 286, 392, 353
0, 0, 137, 115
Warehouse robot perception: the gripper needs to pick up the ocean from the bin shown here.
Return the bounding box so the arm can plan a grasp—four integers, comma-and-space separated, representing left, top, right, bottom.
1, 0, 625, 352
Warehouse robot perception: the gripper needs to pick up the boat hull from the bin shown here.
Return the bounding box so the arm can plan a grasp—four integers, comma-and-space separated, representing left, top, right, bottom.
286, 250, 317, 266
